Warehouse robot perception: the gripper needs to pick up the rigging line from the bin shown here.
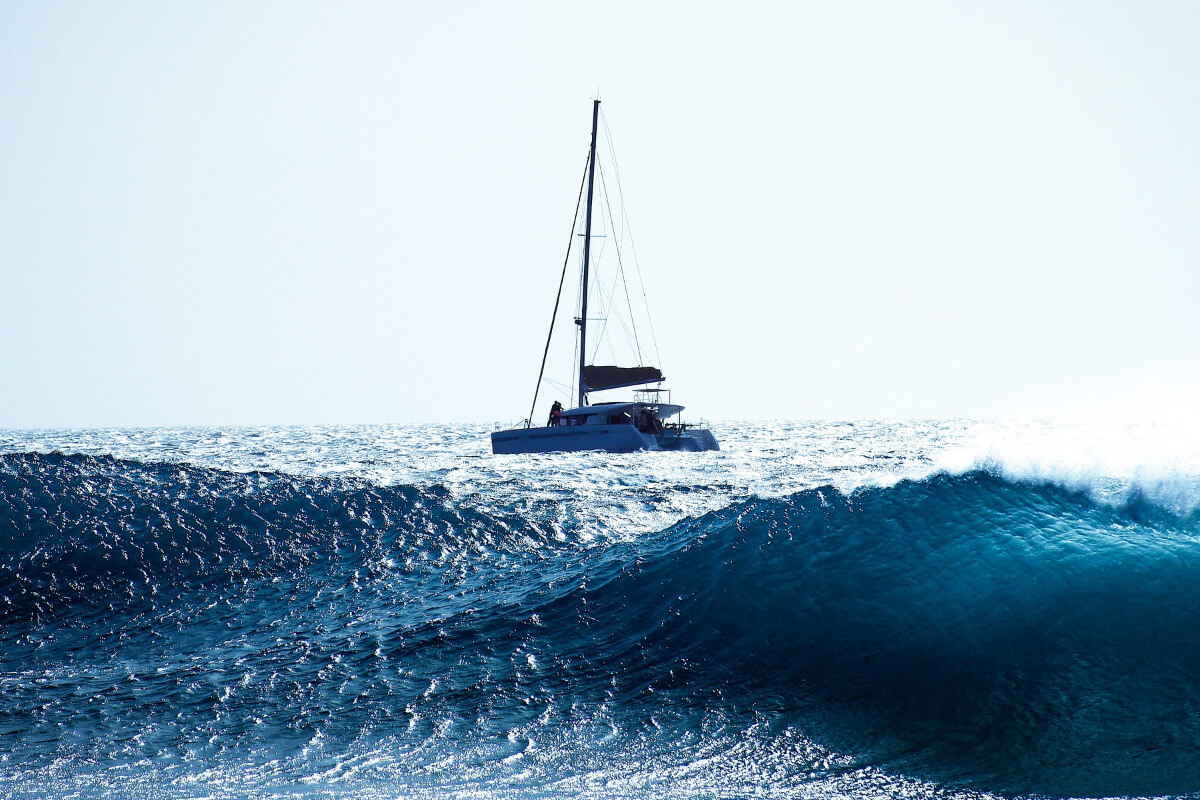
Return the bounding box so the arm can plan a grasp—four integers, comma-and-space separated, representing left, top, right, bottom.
570, 324, 579, 407
581, 173, 624, 366
587, 168, 613, 364
599, 111, 629, 263
624, 202, 662, 370
586, 168, 628, 366
544, 377, 573, 396
529, 154, 590, 426
582, 162, 616, 358
579, 218, 608, 364
598, 158, 644, 365
594, 227, 635, 365
600, 108, 662, 370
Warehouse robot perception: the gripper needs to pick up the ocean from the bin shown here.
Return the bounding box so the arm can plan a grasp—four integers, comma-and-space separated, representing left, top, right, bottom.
3, 419, 1200, 800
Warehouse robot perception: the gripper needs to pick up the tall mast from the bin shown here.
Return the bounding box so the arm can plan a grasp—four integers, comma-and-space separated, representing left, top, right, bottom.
577, 99, 600, 409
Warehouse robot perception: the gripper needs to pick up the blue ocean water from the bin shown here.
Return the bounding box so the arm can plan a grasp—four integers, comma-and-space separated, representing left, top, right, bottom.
3, 420, 1200, 800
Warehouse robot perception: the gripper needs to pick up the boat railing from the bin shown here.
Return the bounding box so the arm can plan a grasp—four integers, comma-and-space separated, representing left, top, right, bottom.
634, 387, 671, 405
662, 417, 710, 433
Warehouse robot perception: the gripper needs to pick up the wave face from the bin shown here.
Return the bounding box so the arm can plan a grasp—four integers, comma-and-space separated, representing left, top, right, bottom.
636, 470, 1200, 797
3, 440, 1200, 799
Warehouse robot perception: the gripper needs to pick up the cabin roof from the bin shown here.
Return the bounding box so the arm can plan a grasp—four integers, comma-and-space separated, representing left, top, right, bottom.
560, 402, 684, 419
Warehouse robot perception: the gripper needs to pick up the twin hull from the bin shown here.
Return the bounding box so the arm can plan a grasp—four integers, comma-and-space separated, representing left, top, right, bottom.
491, 424, 719, 454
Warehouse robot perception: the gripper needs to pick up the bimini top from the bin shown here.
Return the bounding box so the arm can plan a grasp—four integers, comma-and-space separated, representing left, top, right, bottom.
582, 365, 664, 393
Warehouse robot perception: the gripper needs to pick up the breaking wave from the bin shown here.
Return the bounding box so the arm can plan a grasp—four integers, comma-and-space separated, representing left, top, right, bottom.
4, 451, 1200, 798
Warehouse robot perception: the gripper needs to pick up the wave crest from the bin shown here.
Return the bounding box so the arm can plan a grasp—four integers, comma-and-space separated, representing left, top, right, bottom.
570, 470, 1200, 796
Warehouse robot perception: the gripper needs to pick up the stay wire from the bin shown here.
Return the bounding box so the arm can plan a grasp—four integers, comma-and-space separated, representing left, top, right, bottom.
528, 154, 591, 427
599, 109, 662, 370
598, 160, 644, 364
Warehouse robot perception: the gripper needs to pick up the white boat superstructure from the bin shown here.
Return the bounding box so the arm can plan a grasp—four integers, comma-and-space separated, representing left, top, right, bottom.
492, 393, 718, 454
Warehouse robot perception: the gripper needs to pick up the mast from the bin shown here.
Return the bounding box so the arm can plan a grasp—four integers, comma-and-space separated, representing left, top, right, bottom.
577, 99, 600, 408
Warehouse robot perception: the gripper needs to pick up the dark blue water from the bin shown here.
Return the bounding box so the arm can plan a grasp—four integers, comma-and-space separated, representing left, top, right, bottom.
3, 422, 1200, 799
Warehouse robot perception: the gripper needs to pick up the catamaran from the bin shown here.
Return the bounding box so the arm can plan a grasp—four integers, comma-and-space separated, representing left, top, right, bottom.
491, 100, 719, 455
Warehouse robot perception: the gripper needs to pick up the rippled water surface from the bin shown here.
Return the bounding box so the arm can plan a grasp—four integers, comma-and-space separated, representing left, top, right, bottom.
3, 419, 1200, 799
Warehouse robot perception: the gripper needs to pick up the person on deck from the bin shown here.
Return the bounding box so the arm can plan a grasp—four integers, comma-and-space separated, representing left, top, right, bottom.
548, 401, 564, 427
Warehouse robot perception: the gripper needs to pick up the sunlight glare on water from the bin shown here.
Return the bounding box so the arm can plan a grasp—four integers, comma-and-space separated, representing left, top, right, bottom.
3, 418, 1200, 799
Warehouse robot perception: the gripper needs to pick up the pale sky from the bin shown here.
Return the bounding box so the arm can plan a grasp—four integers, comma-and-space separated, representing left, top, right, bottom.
3, 2, 1198, 427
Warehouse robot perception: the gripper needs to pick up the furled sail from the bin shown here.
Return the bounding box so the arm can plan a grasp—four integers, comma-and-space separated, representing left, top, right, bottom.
582, 365, 664, 392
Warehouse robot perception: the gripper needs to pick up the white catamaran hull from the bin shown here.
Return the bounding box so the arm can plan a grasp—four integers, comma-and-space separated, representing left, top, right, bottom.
491, 424, 718, 454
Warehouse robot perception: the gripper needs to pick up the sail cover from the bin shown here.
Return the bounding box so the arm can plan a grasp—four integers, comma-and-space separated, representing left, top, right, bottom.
582, 365, 664, 392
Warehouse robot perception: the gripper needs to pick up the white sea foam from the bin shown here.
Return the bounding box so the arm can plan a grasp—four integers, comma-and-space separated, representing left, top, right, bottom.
936, 418, 1200, 513
4, 417, 1199, 533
